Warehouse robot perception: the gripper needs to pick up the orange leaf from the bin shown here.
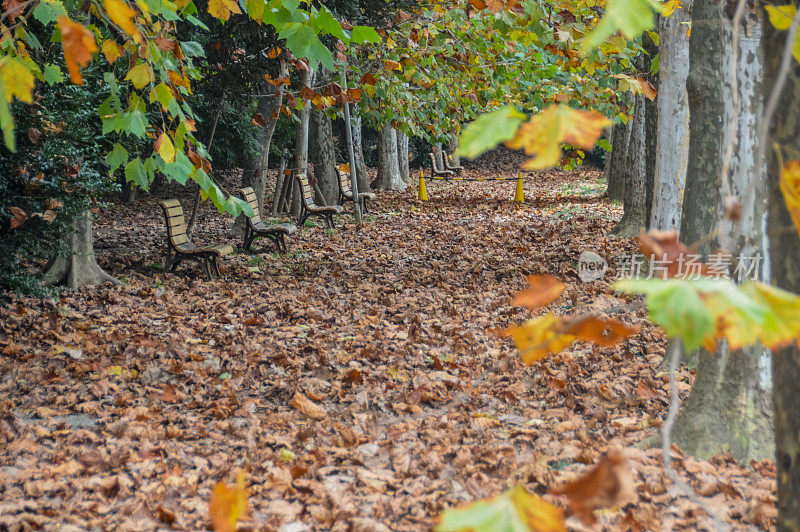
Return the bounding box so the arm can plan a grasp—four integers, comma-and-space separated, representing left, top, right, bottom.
383, 59, 402, 71
512, 274, 565, 310
506, 105, 611, 169
251, 113, 267, 127
360, 73, 377, 85
559, 315, 638, 347
208, 470, 248, 532
638, 229, 711, 278
9, 206, 26, 230
102, 39, 124, 64
104, 0, 137, 36
290, 392, 327, 420
550, 449, 635, 525
779, 160, 800, 239
58, 16, 98, 85
504, 314, 576, 364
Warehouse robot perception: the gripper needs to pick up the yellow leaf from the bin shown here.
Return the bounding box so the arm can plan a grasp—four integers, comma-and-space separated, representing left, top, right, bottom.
104, 0, 138, 36
102, 39, 124, 64
155, 132, 175, 163
661, 0, 683, 17
209, 470, 248, 532
0, 57, 35, 103
207, 0, 242, 21
125, 62, 154, 89
505, 105, 611, 169
57, 16, 98, 85
504, 314, 576, 364
383, 59, 402, 71
766, 4, 797, 30
779, 160, 800, 240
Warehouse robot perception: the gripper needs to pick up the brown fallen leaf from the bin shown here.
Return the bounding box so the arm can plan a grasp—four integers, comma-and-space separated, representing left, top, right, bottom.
290, 392, 326, 421
550, 449, 636, 525
512, 274, 565, 310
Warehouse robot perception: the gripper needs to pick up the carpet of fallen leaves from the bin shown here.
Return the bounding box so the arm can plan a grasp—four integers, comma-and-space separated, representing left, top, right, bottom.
0, 153, 777, 531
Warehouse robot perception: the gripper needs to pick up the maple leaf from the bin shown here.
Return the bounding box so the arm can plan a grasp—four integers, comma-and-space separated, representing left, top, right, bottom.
614, 74, 657, 101
436, 485, 566, 532
207, 0, 242, 22
779, 160, 800, 239
504, 314, 576, 364
8, 206, 27, 230
154, 132, 175, 163
104, 0, 138, 36
0, 57, 35, 104
208, 469, 248, 532
102, 39, 124, 64
512, 275, 565, 310
57, 16, 98, 85
505, 105, 611, 169
550, 449, 635, 525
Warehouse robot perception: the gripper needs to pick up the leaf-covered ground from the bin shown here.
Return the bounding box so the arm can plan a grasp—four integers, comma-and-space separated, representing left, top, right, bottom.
0, 157, 776, 531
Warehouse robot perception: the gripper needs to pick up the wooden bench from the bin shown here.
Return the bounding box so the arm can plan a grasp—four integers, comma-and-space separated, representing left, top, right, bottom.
337, 168, 376, 213
296, 172, 343, 228
444, 152, 464, 172
429, 152, 454, 177
239, 187, 297, 253
158, 199, 233, 280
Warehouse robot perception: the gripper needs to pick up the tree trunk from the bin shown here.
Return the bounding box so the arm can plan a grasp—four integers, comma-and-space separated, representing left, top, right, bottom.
605, 122, 628, 202
764, 6, 800, 528
372, 125, 406, 191
673, 0, 773, 463
651, 2, 692, 231
447, 134, 460, 166
611, 94, 647, 237
43, 209, 119, 289
397, 130, 410, 183
233, 63, 287, 233
643, 32, 659, 227
310, 110, 339, 205
291, 68, 314, 218
271, 149, 289, 216
351, 111, 370, 193
433, 143, 445, 171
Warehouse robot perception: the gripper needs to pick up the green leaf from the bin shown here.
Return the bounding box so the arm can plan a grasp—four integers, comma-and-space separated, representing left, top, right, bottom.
311, 7, 346, 41
351, 25, 381, 44
180, 41, 205, 58
124, 157, 149, 190
42, 63, 64, 84
33, 0, 67, 25
0, 82, 15, 151
457, 106, 527, 159
279, 22, 335, 69
582, 0, 657, 53
615, 278, 800, 352
106, 143, 129, 171
162, 151, 194, 185
436, 485, 565, 532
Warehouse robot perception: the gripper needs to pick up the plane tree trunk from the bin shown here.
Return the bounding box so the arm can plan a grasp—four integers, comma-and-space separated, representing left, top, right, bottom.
43, 209, 119, 289
372, 125, 406, 191
672, 0, 773, 463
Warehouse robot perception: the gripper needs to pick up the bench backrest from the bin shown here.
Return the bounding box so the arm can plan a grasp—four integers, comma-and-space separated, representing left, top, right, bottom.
158, 199, 190, 247
430, 152, 448, 174
295, 173, 315, 206
338, 169, 352, 196
239, 187, 262, 225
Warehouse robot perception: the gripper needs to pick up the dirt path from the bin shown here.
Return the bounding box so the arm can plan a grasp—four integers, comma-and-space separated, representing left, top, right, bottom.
0, 167, 775, 530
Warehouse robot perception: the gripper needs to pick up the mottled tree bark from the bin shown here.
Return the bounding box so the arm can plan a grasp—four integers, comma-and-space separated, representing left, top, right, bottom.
351, 111, 371, 193
372, 125, 406, 191
673, 0, 773, 463
396, 130, 410, 183
651, 1, 693, 231
290, 68, 314, 217
764, 7, 800, 528
447, 134, 460, 167
605, 122, 628, 202
310, 110, 339, 205
43, 210, 119, 289
612, 94, 647, 238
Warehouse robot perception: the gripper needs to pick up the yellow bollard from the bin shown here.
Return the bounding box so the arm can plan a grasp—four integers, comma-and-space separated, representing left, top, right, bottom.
418, 170, 429, 201
514, 172, 524, 203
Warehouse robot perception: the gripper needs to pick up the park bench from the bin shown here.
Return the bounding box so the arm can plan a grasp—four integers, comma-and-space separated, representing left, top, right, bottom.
337, 168, 376, 213
296, 172, 343, 228
429, 152, 455, 177
444, 152, 464, 173
158, 199, 233, 280
239, 187, 297, 253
